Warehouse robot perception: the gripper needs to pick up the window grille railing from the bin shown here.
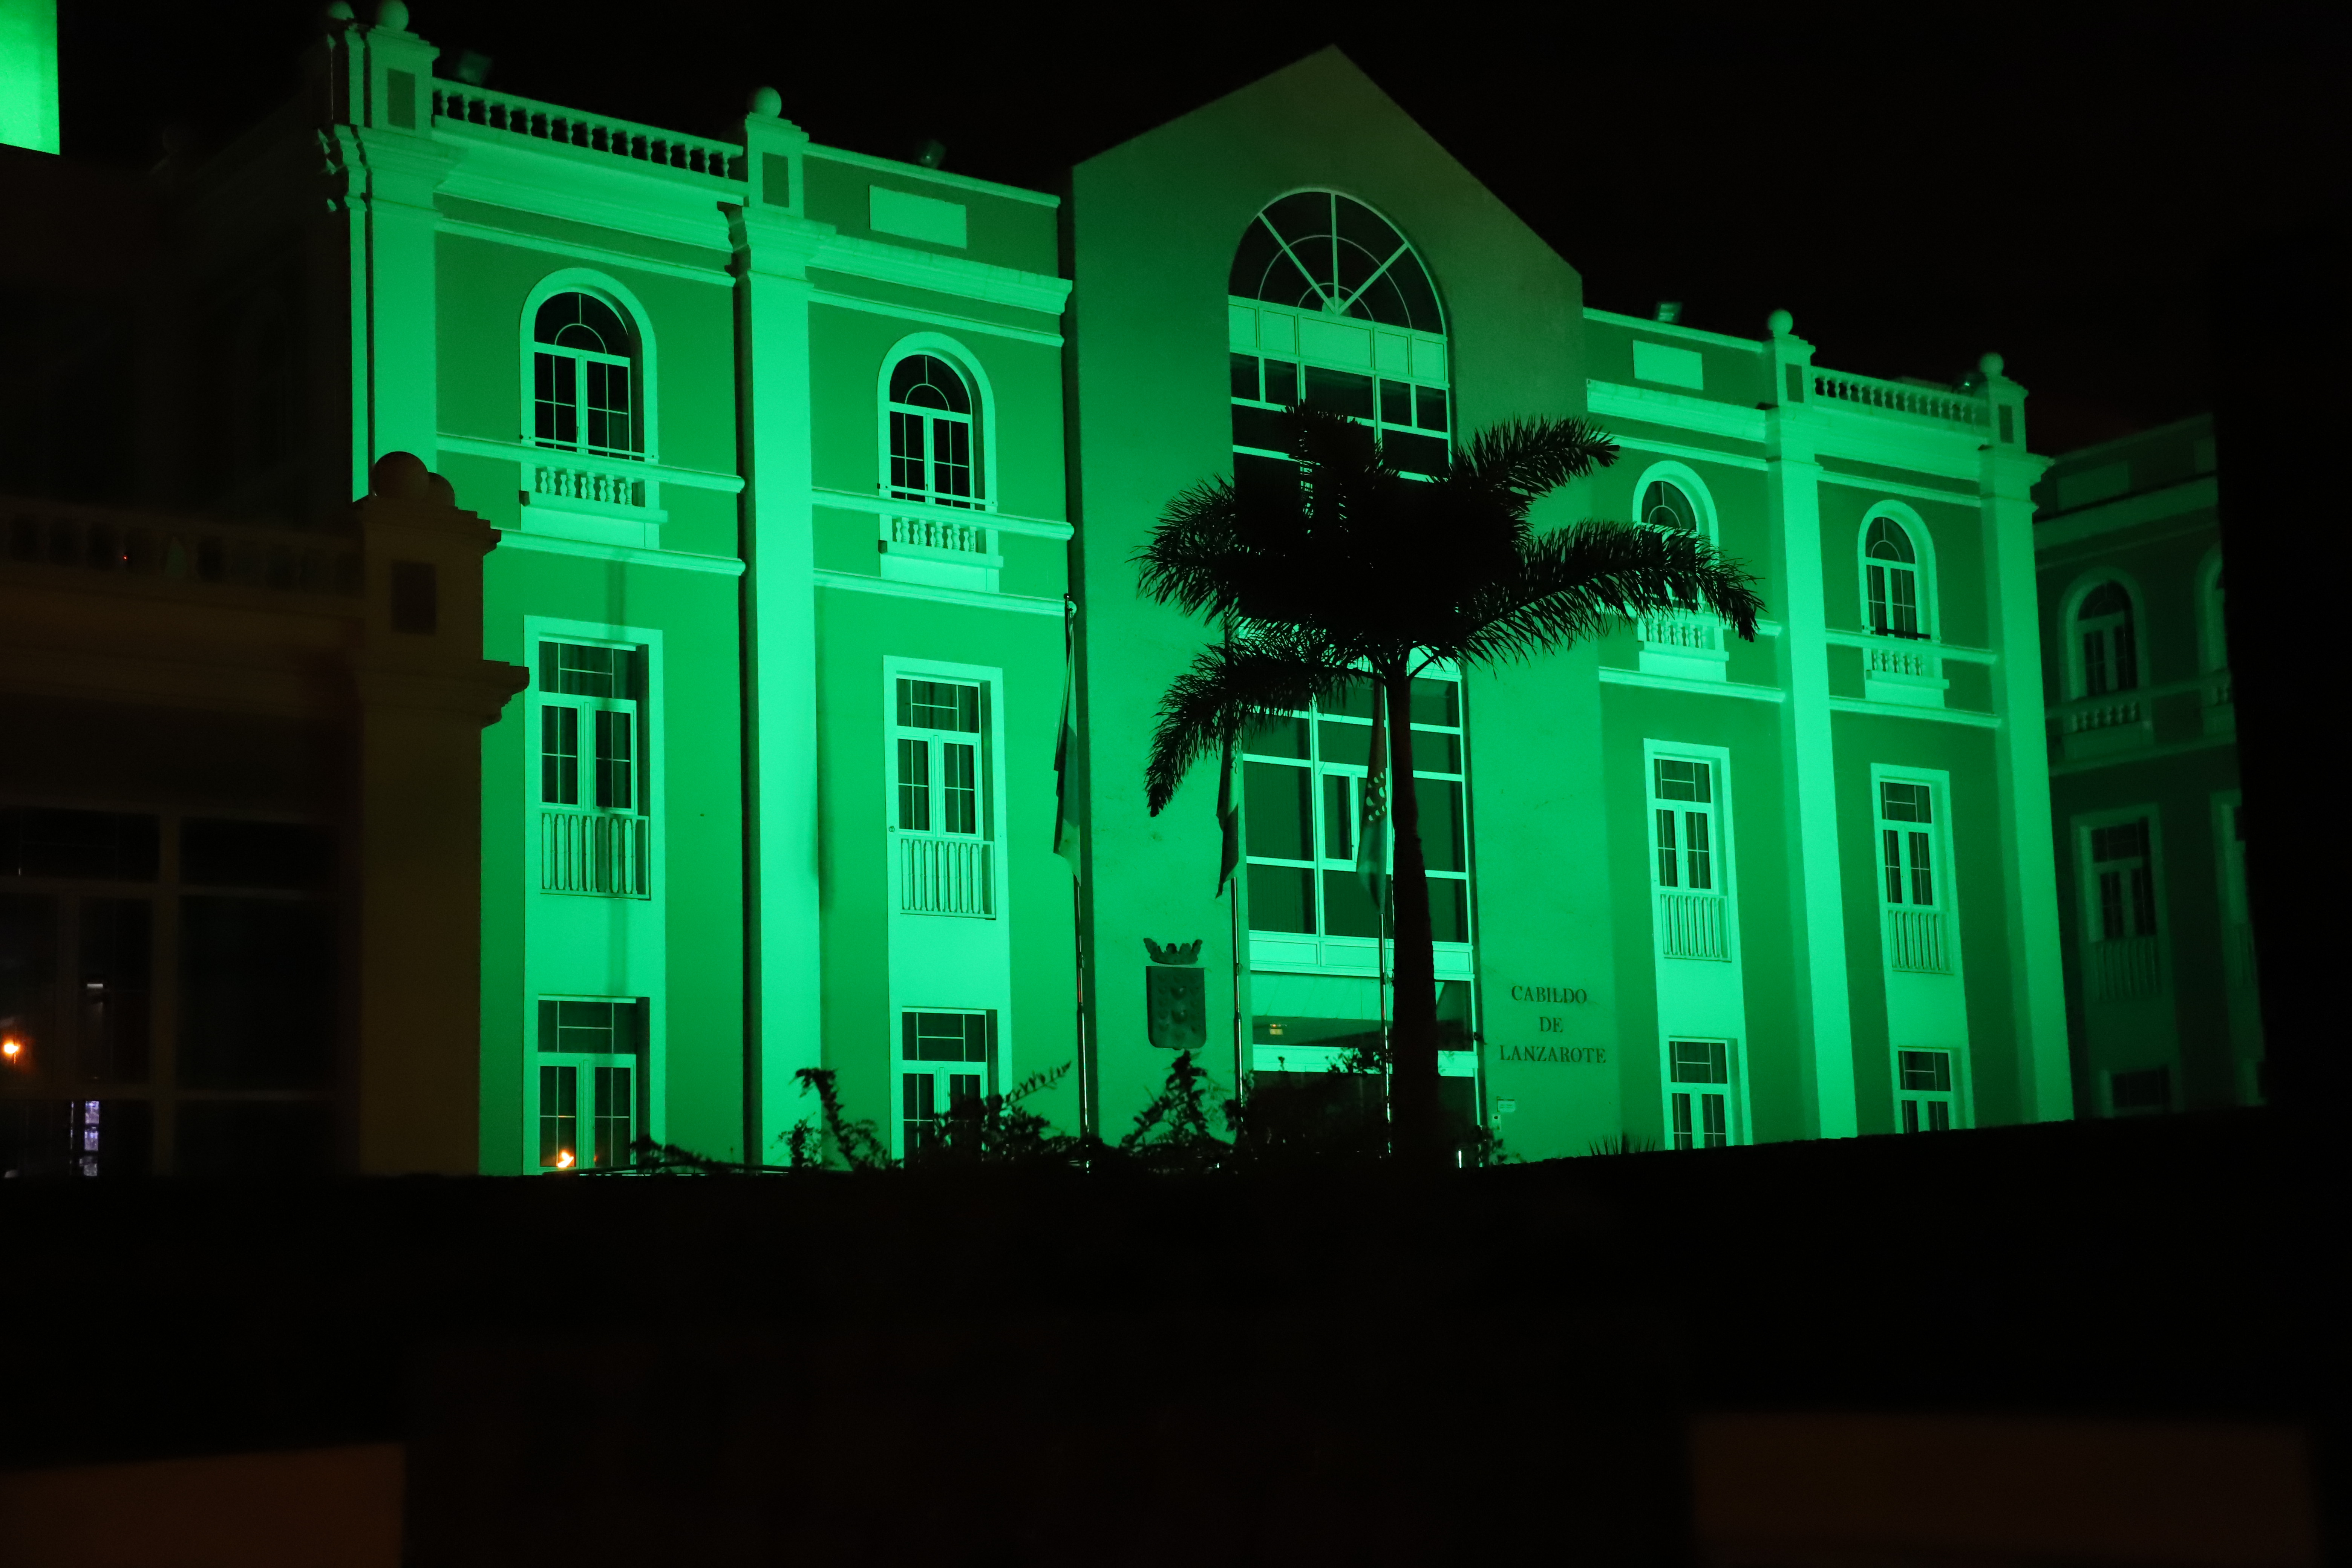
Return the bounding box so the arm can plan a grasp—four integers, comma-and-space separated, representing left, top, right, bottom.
531, 464, 647, 509
1807, 368, 1990, 429
2, 498, 362, 596
1656, 890, 1728, 961
1636, 608, 1726, 655
2088, 935, 2161, 1001
1865, 643, 1938, 681
888, 516, 991, 555
899, 833, 994, 917
431, 87, 744, 180
2064, 697, 2144, 735
1884, 907, 1949, 973
542, 810, 651, 898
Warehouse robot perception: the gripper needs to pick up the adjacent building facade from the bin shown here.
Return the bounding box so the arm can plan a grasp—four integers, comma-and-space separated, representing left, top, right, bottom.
5, 8, 2095, 1173
2033, 415, 2258, 1115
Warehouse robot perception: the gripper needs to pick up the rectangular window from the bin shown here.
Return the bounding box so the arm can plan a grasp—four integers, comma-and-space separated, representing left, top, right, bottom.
1650, 758, 1718, 891
1896, 1047, 1957, 1133
536, 639, 650, 899
541, 706, 579, 805
889, 675, 996, 919
1238, 670, 1469, 947
2109, 1065, 2171, 1115
1668, 1038, 1731, 1150
533, 998, 645, 1170
1877, 781, 1937, 908
594, 710, 633, 811
2090, 819, 2156, 940
900, 1009, 993, 1155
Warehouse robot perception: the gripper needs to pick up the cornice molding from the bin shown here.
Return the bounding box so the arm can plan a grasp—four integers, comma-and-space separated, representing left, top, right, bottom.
435, 133, 736, 251
1587, 380, 1766, 444
808, 231, 1070, 317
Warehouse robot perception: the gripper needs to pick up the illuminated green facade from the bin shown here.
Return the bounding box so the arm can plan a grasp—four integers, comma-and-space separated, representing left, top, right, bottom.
27, 11, 2086, 1168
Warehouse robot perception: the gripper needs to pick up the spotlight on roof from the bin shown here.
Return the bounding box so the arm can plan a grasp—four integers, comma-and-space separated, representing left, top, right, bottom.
913, 137, 946, 170
1655, 301, 1683, 324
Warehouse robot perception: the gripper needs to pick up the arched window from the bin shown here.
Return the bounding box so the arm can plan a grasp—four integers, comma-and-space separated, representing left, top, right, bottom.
887, 353, 979, 508
1865, 516, 1923, 637
2076, 582, 2139, 696
1229, 191, 1445, 332
533, 292, 639, 457
1642, 480, 1699, 535
1228, 193, 1449, 488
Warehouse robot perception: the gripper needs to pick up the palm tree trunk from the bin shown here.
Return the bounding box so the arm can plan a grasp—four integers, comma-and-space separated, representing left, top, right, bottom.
1382, 662, 1442, 1170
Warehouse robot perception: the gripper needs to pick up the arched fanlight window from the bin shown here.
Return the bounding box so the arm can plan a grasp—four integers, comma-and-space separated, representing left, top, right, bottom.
1865, 517, 1922, 637
887, 353, 978, 508
533, 292, 638, 457
1642, 481, 1698, 534
2078, 581, 2139, 696
1230, 191, 1444, 331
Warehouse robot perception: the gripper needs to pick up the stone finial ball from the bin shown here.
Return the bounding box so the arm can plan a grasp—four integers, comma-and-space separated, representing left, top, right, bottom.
370, 451, 430, 499
1979, 351, 2005, 378
1767, 308, 1795, 337
325, 1, 355, 21
426, 472, 456, 507
374, 0, 409, 31
749, 85, 783, 117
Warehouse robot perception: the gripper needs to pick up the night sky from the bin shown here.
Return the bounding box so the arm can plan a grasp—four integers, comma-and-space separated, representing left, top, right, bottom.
62, 0, 2338, 455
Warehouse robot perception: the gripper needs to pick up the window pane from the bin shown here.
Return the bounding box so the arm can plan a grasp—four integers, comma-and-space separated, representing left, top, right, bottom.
539, 1064, 577, 1167
890, 410, 926, 494
1427, 876, 1468, 942
1244, 762, 1312, 861
1322, 775, 1353, 864
1671, 1039, 1728, 1084
1240, 714, 1308, 759
1321, 870, 1380, 938
1385, 429, 1448, 476
1671, 1092, 1693, 1150
1655, 810, 1678, 887
1413, 384, 1447, 432
1317, 719, 1375, 771
1891, 568, 1918, 634
1908, 830, 1934, 906
1378, 378, 1411, 425
1302, 366, 1374, 419
1263, 360, 1299, 408
1867, 564, 1889, 632
1414, 777, 1462, 873
943, 744, 978, 836
595, 710, 634, 812
1231, 403, 1289, 453
1701, 1094, 1727, 1147
77, 899, 151, 1083
556, 1000, 618, 1054
933, 416, 974, 501
541, 707, 579, 805
1684, 811, 1712, 890
1247, 864, 1314, 933
896, 739, 930, 831
179, 896, 334, 1089
1407, 732, 1461, 775
1408, 678, 1458, 727
1883, 828, 1905, 903
1230, 353, 1261, 401
594, 1065, 632, 1167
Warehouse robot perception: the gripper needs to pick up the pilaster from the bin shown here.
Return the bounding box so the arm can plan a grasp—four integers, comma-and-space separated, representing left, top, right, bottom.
349, 7, 450, 477
1761, 311, 1859, 1140
1975, 353, 2071, 1121
728, 120, 829, 1162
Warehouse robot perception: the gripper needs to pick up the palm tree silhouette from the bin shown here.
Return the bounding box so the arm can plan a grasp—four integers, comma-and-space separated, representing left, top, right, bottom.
1136, 406, 1763, 1168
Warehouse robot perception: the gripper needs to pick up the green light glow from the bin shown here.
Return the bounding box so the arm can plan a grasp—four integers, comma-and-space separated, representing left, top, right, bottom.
0, 0, 60, 155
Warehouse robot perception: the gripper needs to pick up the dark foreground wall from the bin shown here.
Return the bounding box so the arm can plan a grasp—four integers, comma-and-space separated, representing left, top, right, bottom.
0, 1111, 2329, 1564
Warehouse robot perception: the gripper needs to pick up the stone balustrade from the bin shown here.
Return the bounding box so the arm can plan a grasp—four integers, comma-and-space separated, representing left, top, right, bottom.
432, 87, 743, 181
1809, 367, 1989, 429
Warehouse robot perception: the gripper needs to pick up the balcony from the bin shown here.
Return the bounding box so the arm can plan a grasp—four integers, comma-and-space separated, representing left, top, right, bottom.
1637, 608, 1729, 682
541, 810, 651, 898
878, 515, 1001, 594
1657, 890, 1729, 961
899, 832, 994, 918
1807, 368, 1991, 432
2055, 693, 2153, 762
1861, 637, 1948, 709
1883, 907, 1949, 973
2087, 935, 2161, 1002
431, 86, 743, 184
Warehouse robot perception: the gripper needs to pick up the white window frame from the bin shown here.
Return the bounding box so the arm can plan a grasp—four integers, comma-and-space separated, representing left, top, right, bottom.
883, 661, 1005, 921
2060, 573, 2148, 701
518, 270, 660, 467
1870, 765, 1953, 973
1663, 1035, 1740, 1149
1893, 1046, 1964, 1132
894, 1006, 997, 1159
1642, 740, 1739, 965
529, 629, 655, 901
1856, 502, 1939, 642
525, 995, 648, 1171
2075, 803, 2170, 1005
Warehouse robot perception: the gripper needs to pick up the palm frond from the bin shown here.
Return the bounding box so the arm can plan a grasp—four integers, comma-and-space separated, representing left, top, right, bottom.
1442, 521, 1766, 666
1444, 418, 1621, 513
1144, 630, 1353, 815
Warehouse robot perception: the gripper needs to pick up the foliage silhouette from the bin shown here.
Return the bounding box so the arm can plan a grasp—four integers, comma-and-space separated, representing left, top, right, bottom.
1136, 406, 1763, 1169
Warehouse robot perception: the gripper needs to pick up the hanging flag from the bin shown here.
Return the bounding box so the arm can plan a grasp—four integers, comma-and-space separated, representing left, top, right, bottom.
1053, 596, 1081, 874
1214, 735, 1240, 899
1356, 677, 1388, 901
